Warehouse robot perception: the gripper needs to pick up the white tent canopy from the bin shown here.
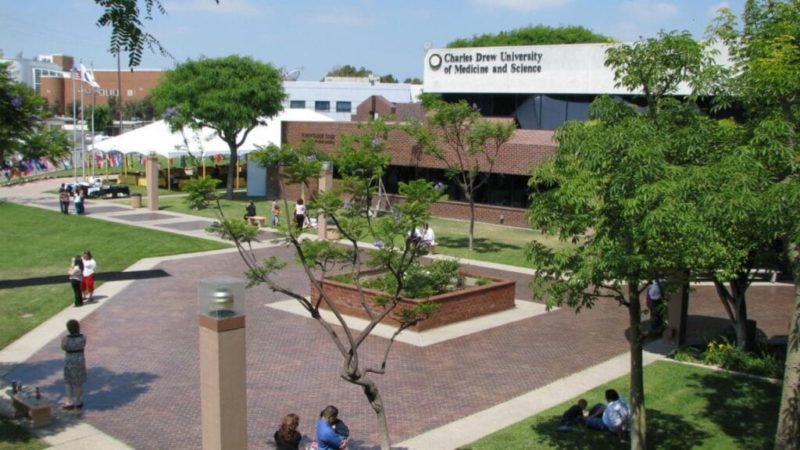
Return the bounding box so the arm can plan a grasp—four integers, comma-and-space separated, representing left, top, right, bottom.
91, 109, 334, 158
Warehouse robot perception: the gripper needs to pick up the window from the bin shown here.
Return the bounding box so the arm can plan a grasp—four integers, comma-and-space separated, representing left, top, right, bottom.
335, 101, 352, 113
126, 89, 134, 97
289, 100, 305, 109
314, 101, 330, 112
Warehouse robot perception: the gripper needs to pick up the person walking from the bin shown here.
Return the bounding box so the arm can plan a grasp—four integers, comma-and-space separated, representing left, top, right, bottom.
293, 199, 306, 232
73, 187, 85, 215
68, 256, 84, 307
61, 319, 87, 410
82, 251, 97, 302
59, 187, 71, 214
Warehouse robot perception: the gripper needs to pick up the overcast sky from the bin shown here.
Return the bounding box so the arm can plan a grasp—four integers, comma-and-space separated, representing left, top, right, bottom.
1, 0, 743, 81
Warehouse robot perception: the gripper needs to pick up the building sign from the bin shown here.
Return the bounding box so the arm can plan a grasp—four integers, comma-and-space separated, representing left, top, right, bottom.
423, 43, 638, 96
301, 132, 336, 145
428, 49, 543, 75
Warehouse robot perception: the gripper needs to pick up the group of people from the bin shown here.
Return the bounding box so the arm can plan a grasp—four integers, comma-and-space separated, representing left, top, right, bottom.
242, 200, 284, 228
558, 388, 631, 443
68, 251, 97, 307
58, 186, 86, 215
274, 405, 350, 450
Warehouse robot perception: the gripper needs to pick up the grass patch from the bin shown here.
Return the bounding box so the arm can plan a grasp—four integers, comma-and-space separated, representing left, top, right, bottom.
428, 217, 571, 268
0, 202, 229, 348
0, 416, 46, 450
461, 360, 781, 450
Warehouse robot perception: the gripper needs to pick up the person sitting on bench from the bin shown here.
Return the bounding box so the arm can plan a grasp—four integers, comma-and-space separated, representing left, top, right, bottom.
244, 200, 256, 221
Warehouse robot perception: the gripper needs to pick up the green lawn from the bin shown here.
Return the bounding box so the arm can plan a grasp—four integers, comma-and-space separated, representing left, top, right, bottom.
461, 360, 781, 450
0, 202, 229, 349
0, 416, 46, 450
120, 192, 567, 268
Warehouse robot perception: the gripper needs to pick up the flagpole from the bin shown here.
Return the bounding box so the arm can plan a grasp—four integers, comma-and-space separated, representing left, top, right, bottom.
71, 70, 77, 181
90, 63, 96, 178
79, 60, 86, 181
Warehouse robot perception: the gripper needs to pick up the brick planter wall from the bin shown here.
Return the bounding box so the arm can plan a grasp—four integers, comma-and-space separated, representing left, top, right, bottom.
310, 272, 515, 331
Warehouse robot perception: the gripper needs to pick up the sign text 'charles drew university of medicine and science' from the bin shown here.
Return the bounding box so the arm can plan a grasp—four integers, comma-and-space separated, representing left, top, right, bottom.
428, 49, 544, 76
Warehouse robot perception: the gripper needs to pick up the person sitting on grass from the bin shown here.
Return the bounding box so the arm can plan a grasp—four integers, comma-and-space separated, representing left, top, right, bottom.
586, 389, 631, 443
556, 398, 588, 431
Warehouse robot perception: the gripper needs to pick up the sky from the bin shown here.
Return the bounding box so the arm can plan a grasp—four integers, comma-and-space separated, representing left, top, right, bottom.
1, 0, 744, 82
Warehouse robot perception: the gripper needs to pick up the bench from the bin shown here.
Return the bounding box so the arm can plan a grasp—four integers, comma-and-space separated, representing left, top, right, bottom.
12, 392, 53, 428
246, 216, 267, 227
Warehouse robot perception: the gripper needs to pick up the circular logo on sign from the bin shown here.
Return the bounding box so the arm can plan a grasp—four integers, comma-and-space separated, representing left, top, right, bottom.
428, 53, 442, 70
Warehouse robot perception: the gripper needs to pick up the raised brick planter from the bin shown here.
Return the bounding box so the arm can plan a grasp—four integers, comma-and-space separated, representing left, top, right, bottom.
311, 272, 515, 331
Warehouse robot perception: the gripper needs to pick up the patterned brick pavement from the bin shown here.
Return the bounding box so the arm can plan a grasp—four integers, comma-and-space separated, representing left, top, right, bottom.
6, 242, 793, 449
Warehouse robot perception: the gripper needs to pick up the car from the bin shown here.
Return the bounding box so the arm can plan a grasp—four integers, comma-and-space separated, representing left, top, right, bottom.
60, 178, 131, 199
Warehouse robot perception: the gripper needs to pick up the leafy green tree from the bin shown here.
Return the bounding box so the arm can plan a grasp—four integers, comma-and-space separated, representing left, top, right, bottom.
90, 104, 114, 135
403, 77, 422, 85
448, 24, 612, 48
527, 32, 726, 450
710, 1, 800, 447
123, 95, 156, 121
326, 64, 373, 78
378, 74, 397, 83
151, 55, 285, 199
405, 93, 515, 251
229, 119, 441, 450
0, 63, 69, 164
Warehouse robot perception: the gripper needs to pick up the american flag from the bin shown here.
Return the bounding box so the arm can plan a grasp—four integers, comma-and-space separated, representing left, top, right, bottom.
71, 67, 81, 81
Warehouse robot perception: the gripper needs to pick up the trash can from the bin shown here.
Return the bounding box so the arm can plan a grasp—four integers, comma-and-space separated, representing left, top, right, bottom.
130, 193, 142, 208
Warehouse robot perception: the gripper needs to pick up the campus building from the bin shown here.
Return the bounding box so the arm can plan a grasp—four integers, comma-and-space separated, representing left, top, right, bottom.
281, 43, 713, 226
2, 53, 420, 122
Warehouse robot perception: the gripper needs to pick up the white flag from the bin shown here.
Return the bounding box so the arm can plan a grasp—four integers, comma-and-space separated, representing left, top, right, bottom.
80, 63, 100, 89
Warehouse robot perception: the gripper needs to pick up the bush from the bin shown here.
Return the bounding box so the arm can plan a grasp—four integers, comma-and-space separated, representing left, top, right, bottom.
183, 176, 220, 209
335, 259, 463, 299
703, 339, 783, 378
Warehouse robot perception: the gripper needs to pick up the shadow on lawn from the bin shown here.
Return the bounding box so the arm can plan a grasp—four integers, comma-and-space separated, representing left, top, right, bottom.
519, 409, 709, 450
0, 269, 170, 289
438, 236, 522, 254
689, 370, 781, 450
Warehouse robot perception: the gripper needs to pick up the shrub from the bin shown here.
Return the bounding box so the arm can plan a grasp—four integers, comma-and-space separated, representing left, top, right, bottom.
183, 176, 220, 209
703, 339, 783, 378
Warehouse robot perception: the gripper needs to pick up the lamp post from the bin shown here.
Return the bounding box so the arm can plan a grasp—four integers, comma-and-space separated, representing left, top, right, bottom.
318, 161, 333, 240
197, 277, 247, 450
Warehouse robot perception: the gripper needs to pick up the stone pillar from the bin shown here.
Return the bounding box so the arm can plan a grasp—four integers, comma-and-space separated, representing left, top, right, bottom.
145, 154, 159, 211
318, 161, 333, 240
198, 278, 247, 450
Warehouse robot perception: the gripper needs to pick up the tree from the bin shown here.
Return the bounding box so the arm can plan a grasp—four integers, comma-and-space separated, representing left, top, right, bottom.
326, 65, 372, 78
217, 119, 441, 450
403, 77, 422, 85
527, 32, 725, 450
150, 55, 285, 199
405, 93, 515, 251
0, 63, 70, 164
448, 24, 613, 48
710, 1, 800, 447
123, 95, 156, 121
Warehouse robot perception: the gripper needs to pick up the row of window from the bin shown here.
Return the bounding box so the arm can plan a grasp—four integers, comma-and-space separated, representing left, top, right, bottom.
289, 100, 352, 113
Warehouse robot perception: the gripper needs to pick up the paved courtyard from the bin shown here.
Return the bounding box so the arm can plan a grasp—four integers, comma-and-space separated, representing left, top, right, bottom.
1, 180, 795, 449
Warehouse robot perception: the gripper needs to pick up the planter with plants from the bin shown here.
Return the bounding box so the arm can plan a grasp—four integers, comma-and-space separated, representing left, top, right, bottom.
315, 259, 515, 331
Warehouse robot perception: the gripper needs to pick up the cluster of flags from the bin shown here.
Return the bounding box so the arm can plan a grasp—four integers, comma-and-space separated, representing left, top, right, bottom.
71, 63, 100, 89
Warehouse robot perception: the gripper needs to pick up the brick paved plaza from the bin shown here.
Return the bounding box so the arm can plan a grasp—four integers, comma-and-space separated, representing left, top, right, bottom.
1, 184, 795, 449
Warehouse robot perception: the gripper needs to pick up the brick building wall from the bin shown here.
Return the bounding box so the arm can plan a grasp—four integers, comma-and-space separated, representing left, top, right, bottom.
39, 69, 164, 115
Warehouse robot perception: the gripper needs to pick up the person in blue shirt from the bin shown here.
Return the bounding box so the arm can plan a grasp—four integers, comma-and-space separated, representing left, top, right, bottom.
315, 405, 349, 450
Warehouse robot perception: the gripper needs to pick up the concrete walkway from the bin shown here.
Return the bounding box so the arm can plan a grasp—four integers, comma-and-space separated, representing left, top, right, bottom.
1, 178, 793, 449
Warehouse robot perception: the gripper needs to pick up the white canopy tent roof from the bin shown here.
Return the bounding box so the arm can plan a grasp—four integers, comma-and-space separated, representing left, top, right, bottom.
91, 109, 334, 157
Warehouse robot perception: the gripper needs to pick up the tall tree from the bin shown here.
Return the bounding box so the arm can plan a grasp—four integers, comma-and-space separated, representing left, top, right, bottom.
150, 55, 285, 199
448, 24, 612, 48
405, 93, 515, 251
219, 119, 441, 449
0, 63, 70, 165
710, 1, 800, 447
527, 32, 722, 450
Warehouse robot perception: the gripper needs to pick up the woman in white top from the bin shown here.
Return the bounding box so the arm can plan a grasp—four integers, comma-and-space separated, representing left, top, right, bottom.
294, 199, 307, 231
81, 251, 97, 301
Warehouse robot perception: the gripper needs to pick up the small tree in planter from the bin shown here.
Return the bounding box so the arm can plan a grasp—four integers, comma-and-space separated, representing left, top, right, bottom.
182, 176, 219, 210
221, 119, 441, 450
